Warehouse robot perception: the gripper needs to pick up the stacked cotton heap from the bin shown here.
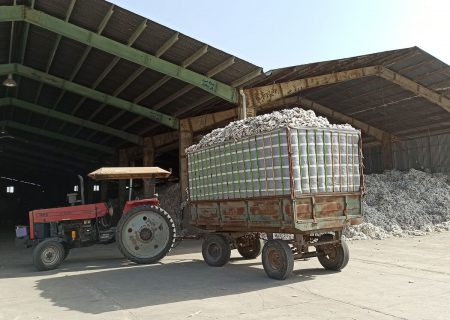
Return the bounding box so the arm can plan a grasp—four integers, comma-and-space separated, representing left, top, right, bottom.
345, 169, 450, 240
186, 108, 354, 153
157, 182, 183, 229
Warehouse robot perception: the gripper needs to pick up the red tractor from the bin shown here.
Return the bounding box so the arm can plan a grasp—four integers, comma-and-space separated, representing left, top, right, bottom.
21, 167, 177, 271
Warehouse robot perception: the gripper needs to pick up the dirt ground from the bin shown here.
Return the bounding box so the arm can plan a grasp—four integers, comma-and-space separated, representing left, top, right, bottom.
0, 230, 449, 320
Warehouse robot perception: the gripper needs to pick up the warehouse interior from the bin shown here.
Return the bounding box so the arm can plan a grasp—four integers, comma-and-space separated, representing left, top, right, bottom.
1, 0, 449, 228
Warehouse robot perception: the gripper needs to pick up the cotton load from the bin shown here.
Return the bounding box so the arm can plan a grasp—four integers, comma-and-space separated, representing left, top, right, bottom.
187, 116, 361, 201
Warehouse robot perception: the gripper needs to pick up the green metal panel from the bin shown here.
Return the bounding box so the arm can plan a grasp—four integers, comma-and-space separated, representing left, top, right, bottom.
0, 120, 115, 154
0, 98, 143, 145
0, 63, 178, 129
0, 5, 238, 103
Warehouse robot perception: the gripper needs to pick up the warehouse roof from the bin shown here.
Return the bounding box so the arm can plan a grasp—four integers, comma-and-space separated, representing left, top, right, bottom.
0, 0, 261, 174
0, 1, 449, 177
245, 47, 450, 142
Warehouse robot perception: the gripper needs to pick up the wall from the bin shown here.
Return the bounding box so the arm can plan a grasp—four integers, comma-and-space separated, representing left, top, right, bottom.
363, 132, 450, 175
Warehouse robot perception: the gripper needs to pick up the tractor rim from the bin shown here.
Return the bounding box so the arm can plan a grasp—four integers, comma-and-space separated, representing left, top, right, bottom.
41, 246, 60, 266
267, 247, 282, 270
121, 210, 170, 259
207, 243, 221, 261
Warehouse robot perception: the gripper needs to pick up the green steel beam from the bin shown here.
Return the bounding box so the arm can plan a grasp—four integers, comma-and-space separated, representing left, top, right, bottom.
0, 120, 115, 154
0, 154, 77, 175
121, 54, 235, 131
64, 15, 150, 138
0, 98, 143, 145
0, 63, 178, 129
4, 144, 85, 168
10, 136, 103, 164
98, 45, 210, 143
0, 5, 238, 103
31, 0, 76, 125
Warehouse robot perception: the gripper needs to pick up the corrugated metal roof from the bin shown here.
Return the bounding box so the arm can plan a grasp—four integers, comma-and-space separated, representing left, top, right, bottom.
246, 47, 450, 139
0, 0, 262, 161
1, 0, 449, 173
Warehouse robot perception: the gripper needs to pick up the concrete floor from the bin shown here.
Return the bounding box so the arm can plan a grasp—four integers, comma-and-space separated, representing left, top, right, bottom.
0, 230, 449, 320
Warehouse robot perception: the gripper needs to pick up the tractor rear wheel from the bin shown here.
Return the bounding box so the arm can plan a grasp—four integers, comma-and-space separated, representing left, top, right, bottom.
116, 205, 176, 264
32, 239, 65, 271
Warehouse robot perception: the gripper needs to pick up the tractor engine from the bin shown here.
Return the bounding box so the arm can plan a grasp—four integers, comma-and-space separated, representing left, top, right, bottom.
29, 202, 115, 248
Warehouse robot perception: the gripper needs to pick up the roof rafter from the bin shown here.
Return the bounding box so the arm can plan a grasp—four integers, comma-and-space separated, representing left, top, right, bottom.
60, 15, 150, 137
136, 67, 263, 136
0, 98, 142, 145
84, 31, 190, 132
3, 144, 85, 169
41, 3, 115, 130
0, 153, 77, 175
0, 120, 115, 154
121, 56, 236, 132
0, 63, 178, 129
244, 65, 450, 114
259, 95, 390, 141
0, 5, 238, 103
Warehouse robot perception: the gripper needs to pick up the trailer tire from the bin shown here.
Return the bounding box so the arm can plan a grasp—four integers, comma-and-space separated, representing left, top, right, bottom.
236, 234, 264, 259
262, 240, 294, 280
32, 239, 65, 271
317, 234, 349, 271
116, 205, 176, 264
202, 234, 231, 267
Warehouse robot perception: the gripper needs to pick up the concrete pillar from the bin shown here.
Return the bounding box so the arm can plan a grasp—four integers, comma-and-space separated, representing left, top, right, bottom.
238, 90, 256, 120
179, 118, 193, 228
118, 149, 128, 207
382, 133, 393, 170
142, 137, 155, 198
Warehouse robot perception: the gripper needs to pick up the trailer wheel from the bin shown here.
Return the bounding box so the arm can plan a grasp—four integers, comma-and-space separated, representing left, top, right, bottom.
316, 234, 349, 271
202, 234, 231, 267
236, 234, 264, 259
262, 240, 294, 280
116, 205, 176, 264
32, 239, 65, 271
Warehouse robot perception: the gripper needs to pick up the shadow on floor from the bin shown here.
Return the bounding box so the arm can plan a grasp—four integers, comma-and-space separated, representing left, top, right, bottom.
36, 258, 337, 314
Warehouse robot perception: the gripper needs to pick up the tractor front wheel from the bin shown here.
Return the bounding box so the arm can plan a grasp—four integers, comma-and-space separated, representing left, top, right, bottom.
116, 205, 176, 264
32, 239, 65, 271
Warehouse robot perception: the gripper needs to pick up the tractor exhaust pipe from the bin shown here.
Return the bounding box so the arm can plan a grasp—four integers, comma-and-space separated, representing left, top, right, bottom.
78, 175, 85, 205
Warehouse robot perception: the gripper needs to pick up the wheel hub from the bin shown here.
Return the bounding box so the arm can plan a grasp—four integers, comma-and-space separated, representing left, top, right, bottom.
268, 249, 282, 270
121, 210, 172, 259
139, 227, 153, 241
42, 247, 58, 265
208, 243, 221, 260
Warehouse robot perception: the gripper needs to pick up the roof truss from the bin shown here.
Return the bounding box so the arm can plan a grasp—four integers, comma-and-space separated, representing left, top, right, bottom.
243, 65, 450, 113
0, 5, 238, 103
0, 98, 142, 145
0, 63, 178, 129
0, 120, 115, 154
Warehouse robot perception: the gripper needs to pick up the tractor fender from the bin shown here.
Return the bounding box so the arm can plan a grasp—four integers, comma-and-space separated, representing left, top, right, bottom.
123, 199, 160, 215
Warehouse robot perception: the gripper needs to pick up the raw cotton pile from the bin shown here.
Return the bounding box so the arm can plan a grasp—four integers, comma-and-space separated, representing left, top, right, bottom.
345, 169, 450, 240
186, 108, 355, 153
157, 182, 183, 230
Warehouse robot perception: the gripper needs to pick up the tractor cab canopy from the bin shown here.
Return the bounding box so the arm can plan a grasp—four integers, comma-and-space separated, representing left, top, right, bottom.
88, 167, 171, 180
